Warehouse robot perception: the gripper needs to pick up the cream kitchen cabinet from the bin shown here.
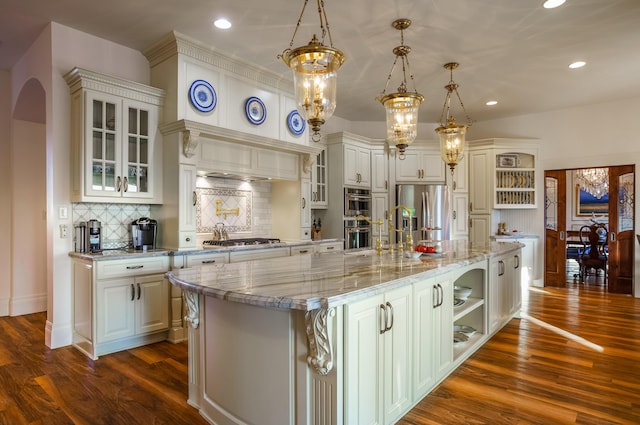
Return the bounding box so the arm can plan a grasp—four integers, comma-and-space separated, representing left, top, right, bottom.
72, 255, 171, 360
229, 247, 291, 263
372, 192, 390, 244
65, 67, 164, 204
452, 193, 469, 240
371, 147, 389, 192
289, 241, 343, 255
310, 149, 328, 208
97, 273, 169, 344
178, 164, 198, 249
489, 251, 522, 334
412, 274, 452, 399
327, 133, 372, 188
345, 285, 413, 425
468, 148, 493, 215
394, 147, 446, 183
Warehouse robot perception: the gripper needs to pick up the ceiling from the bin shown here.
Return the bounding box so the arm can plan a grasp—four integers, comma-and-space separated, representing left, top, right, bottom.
1, 0, 640, 124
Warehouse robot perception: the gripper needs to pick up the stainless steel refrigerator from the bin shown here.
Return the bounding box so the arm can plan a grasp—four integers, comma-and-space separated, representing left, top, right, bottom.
395, 184, 451, 243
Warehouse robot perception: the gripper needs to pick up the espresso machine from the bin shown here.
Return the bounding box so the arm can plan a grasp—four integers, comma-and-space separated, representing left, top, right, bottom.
131, 217, 158, 251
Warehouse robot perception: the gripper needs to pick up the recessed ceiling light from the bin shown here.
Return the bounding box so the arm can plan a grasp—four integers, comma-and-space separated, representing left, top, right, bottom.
486, 100, 498, 106
214, 18, 232, 29
543, 0, 566, 9
569, 61, 586, 69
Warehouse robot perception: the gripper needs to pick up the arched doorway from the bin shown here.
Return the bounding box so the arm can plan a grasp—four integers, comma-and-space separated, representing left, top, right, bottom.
10, 77, 47, 314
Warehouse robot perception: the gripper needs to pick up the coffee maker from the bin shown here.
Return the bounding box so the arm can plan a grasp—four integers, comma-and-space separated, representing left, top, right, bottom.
86, 219, 102, 253
131, 217, 158, 251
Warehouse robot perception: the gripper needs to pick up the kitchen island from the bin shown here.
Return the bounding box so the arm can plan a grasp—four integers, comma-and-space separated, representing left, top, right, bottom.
166, 240, 523, 425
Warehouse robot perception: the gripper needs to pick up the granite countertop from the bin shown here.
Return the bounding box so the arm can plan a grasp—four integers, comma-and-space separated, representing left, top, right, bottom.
68, 238, 344, 260
166, 240, 522, 311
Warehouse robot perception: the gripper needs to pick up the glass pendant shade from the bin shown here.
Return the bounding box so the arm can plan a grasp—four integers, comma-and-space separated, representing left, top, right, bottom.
436, 62, 473, 174
437, 116, 467, 174
381, 92, 423, 157
283, 38, 344, 141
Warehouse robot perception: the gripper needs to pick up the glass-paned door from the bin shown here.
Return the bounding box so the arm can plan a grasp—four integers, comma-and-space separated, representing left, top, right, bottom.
87, 94, 121, 197
122, 101, 154, 199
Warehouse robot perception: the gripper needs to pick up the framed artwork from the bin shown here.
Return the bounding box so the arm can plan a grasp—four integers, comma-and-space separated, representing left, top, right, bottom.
496, 154, 518, 168
576, 184, 608, 216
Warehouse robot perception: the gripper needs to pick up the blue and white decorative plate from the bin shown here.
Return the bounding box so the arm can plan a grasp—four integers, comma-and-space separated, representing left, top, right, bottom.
189, 80, 217, 113
245, 97, 266, 125
287, 110, 305, 135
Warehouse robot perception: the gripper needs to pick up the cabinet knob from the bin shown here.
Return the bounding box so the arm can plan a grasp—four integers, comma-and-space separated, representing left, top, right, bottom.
186, 237, 191, 242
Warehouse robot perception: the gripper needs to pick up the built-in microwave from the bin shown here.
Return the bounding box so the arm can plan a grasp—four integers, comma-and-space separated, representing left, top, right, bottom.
344, 188, 371, 217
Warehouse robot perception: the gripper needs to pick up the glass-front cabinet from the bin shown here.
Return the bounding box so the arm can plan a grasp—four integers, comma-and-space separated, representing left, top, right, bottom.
65, 67, 164, 204
310, 149, 328, 208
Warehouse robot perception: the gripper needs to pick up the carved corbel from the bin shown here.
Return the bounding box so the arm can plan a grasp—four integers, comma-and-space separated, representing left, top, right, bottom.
305, 307, 335, 375
302, 153, 316, 175
182, 290, 200, 329
182, 130, 201, 158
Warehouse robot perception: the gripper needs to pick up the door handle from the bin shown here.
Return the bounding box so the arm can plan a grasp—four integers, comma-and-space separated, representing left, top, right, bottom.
453, 210, 457, 220
117, 176, 122, 193
123, 176, 128, 192
385, 301, 394, 332
137, 282, 141, 300
130, 283, 135, 301
560, 231, 565, 241
514, 255, 520, 269
192, 191, 197, 206
379, 304, 387, 334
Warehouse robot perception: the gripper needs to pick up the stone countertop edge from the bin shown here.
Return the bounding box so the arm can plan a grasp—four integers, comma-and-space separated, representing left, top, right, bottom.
166, 241, 523, 311
492, 234, 540, 239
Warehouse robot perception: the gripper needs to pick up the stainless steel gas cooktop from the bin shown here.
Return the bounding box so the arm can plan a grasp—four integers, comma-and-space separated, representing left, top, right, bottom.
202, 238, 281, 247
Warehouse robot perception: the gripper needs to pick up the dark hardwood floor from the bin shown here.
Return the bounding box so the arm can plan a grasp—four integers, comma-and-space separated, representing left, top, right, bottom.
1, 272, 638, 424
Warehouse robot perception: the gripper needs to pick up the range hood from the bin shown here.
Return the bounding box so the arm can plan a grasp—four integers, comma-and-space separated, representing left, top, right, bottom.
201, 171, 271, 182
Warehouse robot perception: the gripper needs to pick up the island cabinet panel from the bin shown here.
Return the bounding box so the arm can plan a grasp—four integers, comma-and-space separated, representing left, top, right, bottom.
345, 285, 413, 425
489, 251, 522, 334
412, 274, 453, 400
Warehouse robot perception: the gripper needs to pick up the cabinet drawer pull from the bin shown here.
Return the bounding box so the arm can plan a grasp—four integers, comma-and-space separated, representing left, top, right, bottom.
137, 282, 141, 300
201, 260, 216, 264
299, 250, 309, 254
192, 191, 197, 206
126, 265, 144, 270
379, 304, 387, 334
326, 246, 334, 250
117, 176, 122, 193
123, 176, 128, 192
385, 301, 394, 332
130, 283, 135, 301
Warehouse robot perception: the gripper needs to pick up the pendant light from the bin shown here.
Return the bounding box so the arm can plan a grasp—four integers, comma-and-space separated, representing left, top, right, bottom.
436, 62, 473, 175
376, 18, 424, 159
278, 0, 345, 142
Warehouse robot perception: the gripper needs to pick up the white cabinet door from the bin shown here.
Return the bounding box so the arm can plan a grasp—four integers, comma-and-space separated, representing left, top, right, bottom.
433, 276, 453, 382
344, 144, 371, 187
412, 277, 436, 400
452, 193, 469, 240
469, 214, 492, 246
395, 149, 446, 183
345, 285, 412, 425
468, 149, 492, 214
371, 149, 389, 192
345, 294, 384, 425
179, 164, 197, 248
97, 277, 136, 343
382, 286, 413, 425
301, 177, 312, 231
135, 274, 169, 335
372, 192, 389, 242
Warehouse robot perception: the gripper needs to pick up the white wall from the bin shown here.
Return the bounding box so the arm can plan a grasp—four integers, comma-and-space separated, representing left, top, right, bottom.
10, 22, 153, 348
0, 70, 11, 315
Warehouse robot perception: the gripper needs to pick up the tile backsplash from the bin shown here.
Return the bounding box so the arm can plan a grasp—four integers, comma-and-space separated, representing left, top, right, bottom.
72, 203, 151, 249
71, 177, 274, 249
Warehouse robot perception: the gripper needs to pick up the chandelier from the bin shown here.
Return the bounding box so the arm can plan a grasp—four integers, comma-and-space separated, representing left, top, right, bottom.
436, 62, 473, 175
376, 18, 424, 159
576, 168, 609, 199
278, 0, 345, 142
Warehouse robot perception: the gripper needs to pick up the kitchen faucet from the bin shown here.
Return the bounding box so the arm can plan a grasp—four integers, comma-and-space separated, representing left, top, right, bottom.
388, 205, 413, 254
